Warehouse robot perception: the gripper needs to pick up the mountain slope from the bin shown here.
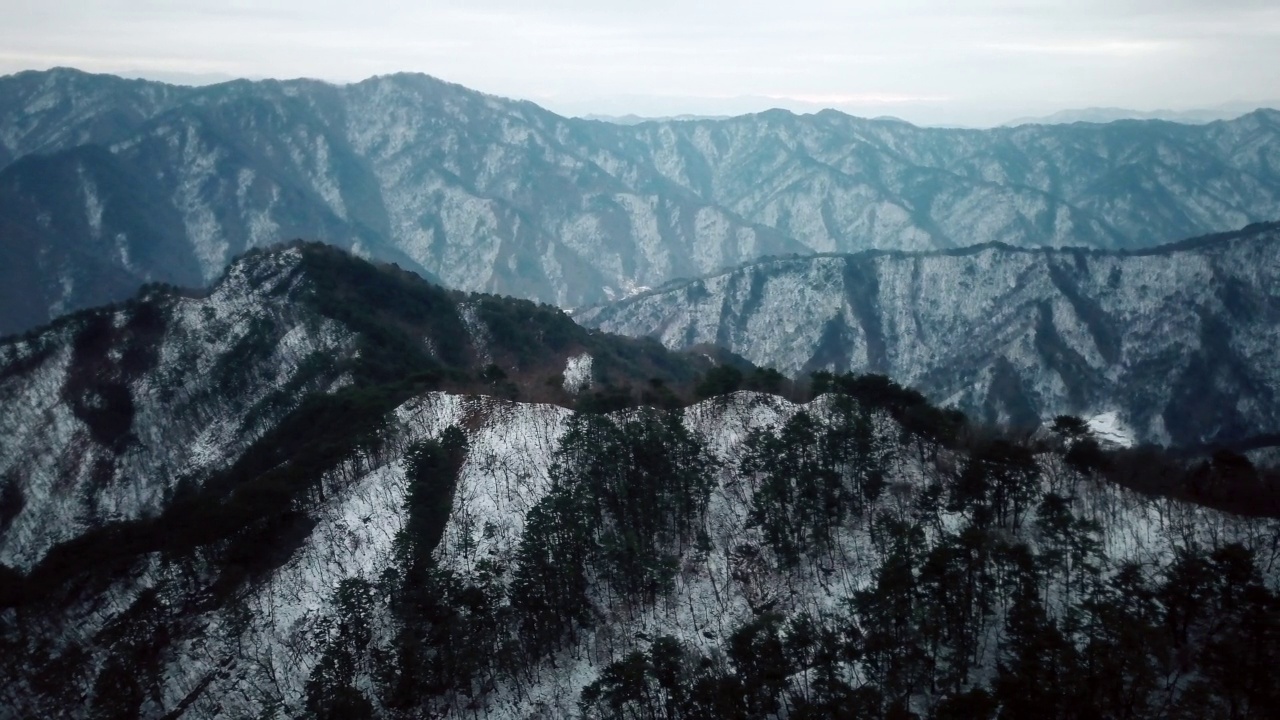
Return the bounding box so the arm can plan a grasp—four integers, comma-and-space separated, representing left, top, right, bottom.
0, 68, 187, 168
0, 144, 204, 333
2, 69, 1280, 334
0, 70, 796, 334
0, 242, 722, 572
581, 108, 1280, 252
578, 223, 1280, 448
2, 243, 1277, 719
4, 386, 1277, 718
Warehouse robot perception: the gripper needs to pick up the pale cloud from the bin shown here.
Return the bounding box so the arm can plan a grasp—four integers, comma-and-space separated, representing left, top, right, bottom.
0, 0, 1276, 126
762, 93, 951, 106
980, 39, 1176, 57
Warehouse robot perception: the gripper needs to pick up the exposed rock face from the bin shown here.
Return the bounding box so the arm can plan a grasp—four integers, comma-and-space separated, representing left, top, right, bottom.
578, 223, 1280, 447
4, 68, 1280, 334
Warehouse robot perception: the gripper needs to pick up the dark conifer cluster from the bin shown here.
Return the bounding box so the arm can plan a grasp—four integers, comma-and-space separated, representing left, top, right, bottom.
578, 432, 1280, 719
303, 377, 1280, 720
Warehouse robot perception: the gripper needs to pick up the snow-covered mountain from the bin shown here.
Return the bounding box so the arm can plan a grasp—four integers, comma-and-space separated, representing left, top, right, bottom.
0, 69, 795, 335
7, 387, 1277, 719
1002, 104, 1276, 127
2, 243, 1278, 719
4, 68, 1280, 335
578, 223, 1280, 448
0, 242, 716, 573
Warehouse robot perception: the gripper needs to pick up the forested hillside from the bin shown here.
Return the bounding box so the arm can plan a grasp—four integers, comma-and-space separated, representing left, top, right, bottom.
579, 222, 1280, 449
3, 374, 1277, 718
1, 244, 1277, 719
0, 242, 734, 573
3, 68, 1280, 334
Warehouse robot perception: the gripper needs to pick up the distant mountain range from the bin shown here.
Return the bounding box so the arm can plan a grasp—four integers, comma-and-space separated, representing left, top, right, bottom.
580, 113, 731, 125
579, 222, 1280, 449
3, 68, 1280, 335
1004, 103, 1280, 127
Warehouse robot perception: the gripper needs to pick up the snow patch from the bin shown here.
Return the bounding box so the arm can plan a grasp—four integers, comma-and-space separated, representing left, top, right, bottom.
458, 302, 492, 365
1087, 411, 1135, 449
80, 168, 104, 240
562, 352, 593, 394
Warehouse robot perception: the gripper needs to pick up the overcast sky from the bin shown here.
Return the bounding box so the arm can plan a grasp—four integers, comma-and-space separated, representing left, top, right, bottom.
3, 0, 1278, 125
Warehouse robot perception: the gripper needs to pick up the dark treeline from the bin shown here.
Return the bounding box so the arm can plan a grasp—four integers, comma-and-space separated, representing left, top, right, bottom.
569, 389, 1280, 720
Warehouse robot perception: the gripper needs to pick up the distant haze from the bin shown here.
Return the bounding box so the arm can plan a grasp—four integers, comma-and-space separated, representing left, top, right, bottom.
3, 0, 1278, 126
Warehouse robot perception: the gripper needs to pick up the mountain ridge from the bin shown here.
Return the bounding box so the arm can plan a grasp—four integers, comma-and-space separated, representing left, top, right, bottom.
4, 382, 1277, 718
2, 240, 1278, 719
578, 223, 1280, 448
0, 241, 745, 573
1003, 104, 1280, 127
4, 68, 1280, 334
581, 220, 1280, 306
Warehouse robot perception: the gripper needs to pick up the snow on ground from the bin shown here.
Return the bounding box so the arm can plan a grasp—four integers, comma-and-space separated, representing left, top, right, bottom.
562, 352, 593, 394
41, 389, 1278, 720
414, 392, 1083, 717
0, 248, 358, 571
458, 302, 492, 365
426, 392, 1277, 719
580, 231, 1280, 448
172, 392, 573, 718
1087, 410, 1135, 448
